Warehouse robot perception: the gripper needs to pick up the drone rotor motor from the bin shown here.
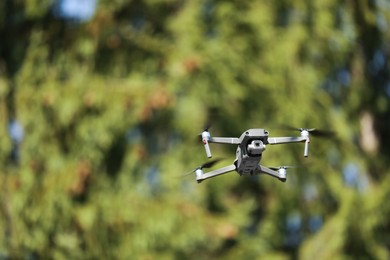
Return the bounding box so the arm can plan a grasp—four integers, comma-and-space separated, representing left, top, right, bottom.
278, 167, 287, 179
195, 168, 204, 179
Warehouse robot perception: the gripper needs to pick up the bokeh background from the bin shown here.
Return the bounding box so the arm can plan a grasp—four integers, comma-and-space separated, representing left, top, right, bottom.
1, 0, 390, 259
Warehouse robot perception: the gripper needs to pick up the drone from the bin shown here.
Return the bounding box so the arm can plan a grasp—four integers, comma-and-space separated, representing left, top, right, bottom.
188, 127, 333, 183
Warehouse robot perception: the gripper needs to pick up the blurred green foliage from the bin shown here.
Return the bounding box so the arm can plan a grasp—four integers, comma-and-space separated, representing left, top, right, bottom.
0, 0, 390, 259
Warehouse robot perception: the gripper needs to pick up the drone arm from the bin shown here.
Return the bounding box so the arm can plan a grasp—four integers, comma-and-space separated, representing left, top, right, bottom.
209, 137, 240, 145
267, 136, 306, 145
203, 140, 212, 158
255, 165, 285, 181
200, 131, 239, 158
201, 131, 213, 158
197, 164, 236, 183
268, 136, 311, 157
304, 138, 309, 157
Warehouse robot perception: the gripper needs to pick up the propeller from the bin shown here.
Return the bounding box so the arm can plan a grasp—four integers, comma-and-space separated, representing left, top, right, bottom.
183, 158, 223, 177
281, 125, 335, 137
269, 165, 303, 170
198, 124, 212, 137
281, 125, 336, 157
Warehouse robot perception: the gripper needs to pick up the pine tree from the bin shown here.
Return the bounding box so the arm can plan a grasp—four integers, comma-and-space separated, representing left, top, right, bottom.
0, 0, 389, 258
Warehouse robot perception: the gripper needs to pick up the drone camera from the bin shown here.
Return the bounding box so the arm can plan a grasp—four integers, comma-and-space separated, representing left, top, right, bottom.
247, 140, 266, 155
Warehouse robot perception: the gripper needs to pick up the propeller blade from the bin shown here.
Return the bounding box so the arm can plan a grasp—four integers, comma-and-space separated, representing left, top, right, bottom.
200, 158, 223, 169
269, 165, 303, 170
281, 125, 335, 138
182, 169, 196, 177
181, 158, 223, 177
309, 129, 335, 137
198, 124, 212, 136
280, 125, 301, 132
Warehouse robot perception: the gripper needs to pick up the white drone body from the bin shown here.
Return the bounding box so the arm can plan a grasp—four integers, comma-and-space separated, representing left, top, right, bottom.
195, 127, 329, 183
